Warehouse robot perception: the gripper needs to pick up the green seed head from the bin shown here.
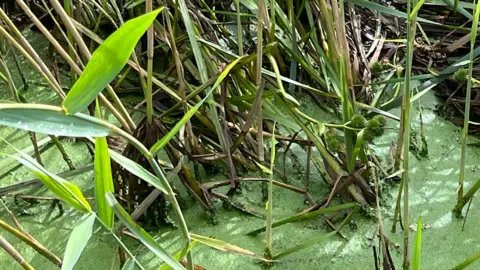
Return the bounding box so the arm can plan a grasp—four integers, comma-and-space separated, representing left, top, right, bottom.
372, 61, 384, 73
326, 132, 340, 152
350, 114, 367, 128
363, 129, 374, 142
396, 66, 404, 77
454, 69, 468, 83
366, 115, 387, 138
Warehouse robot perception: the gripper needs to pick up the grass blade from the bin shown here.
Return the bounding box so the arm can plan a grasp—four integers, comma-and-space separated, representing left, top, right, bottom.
452, 252, 480, 269
247, 203, 358, 235
62, 8, 163, 114
273, 206, 358, 259
159, 242, 197, 270
105, 192, 185, 270
61, 213, 96, 270
265, 121, 276, 258
150, 58, 241, 155
411, 216, 423, 270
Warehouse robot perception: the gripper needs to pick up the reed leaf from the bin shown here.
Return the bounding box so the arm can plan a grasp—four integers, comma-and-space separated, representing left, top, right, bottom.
3, 150, 91, 213
121, 259, 135, 270
61, 213, 96, 270
93, 101, 114, 229
62, 8, 163, 114
0, 104, 110, 137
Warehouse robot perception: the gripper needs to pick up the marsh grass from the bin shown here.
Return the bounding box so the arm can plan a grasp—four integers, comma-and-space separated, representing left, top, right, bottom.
0, 0, 480, 269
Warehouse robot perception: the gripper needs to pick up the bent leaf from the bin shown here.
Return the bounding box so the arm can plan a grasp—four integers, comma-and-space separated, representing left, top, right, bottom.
190, 233, 268, 261
105, 192, 185, 270
0, 103, 110, 137
62, 8, 164, 114
62, 213, 96, 270
247, 203, 358, 235
4, 150, 91, 213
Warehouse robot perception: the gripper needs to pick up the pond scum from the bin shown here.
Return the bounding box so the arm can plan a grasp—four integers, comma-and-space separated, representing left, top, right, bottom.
0, 1, 480, 269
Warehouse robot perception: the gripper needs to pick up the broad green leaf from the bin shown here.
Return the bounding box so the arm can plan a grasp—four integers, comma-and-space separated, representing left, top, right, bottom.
61, 213, 96, 270
4, 151, 91, 213
0, 103, 110, 137
109, 150, 167, 195
105, 192, 185, 270
411, 216, 423, 270
62, 8, 164, 114
150, 58, 241, 155
94, 101, 114, 229
190, 233, 268, 261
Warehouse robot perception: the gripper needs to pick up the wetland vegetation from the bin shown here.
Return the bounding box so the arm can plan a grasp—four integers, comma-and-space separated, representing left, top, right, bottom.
1, 0, 480, 269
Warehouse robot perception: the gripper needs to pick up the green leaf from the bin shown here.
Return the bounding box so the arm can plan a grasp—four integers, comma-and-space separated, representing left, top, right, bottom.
254, 161, 272, 175
247, 202, 358, 235
351, 129, 365, 167
0, 103, 110, 137
109, 150, 167, 195
452, 252, 480, 270
61, 213, 96, 270
121, 259, 136, 270
94, 140, 114, 226
105, 192, 185, 270
411, 216, 422, 270
273, 206, 358, 259
93, 101, 114, 229
62, 8, 164, 114
190, 233, 268, 261
159, 241, 197, 270
150, 58, 241, 155
4, 150, 91, 213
